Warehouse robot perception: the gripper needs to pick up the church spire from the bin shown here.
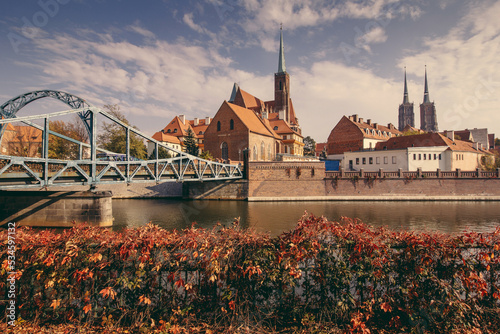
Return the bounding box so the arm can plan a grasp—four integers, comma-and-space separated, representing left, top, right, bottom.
403, 67, 409, 104
423, 65, 430, 103
278, 24, 286, 74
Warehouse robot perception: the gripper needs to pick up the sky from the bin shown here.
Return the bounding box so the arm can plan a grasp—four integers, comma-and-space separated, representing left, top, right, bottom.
1, 0, 500, 143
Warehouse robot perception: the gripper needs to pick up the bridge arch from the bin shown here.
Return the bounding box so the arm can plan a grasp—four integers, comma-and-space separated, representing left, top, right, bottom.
0, 90, 94, 140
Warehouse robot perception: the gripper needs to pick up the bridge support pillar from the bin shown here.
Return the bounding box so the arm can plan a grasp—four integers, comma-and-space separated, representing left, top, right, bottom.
0, 190, 113, 227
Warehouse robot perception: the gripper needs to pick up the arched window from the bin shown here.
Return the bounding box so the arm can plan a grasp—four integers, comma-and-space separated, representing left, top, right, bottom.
268, 144, 272, 160
279, 81, 282, 90
221, 142, 228, 160
217, 121, 221, 131
173, 129, 177, 133
253, 144, 258, 161
230, 119, 234, 130
167, 129, 171, 133
273, 126, 278, 130
198, 131, 203, 135
261, 141, 265, 160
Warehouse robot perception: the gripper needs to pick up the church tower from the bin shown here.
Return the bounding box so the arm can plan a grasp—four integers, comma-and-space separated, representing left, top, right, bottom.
398, 67, 414, 131
274, 25, 291, 124
419, 66, 438, 132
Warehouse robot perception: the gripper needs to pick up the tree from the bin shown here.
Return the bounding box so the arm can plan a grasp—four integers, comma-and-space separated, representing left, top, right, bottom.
97, 105, 146, 160
303, 136, 316, 156
49, 117, 89, 159
7, 125, 42, 157
184, 128, 199, 156
199, 150, 214, 161
148, 146, 171, 160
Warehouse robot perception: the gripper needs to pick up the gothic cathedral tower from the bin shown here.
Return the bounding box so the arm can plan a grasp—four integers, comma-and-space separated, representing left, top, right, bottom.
419, 67, 438, 132
274, 25, 291, 124
398, 68, 414, 131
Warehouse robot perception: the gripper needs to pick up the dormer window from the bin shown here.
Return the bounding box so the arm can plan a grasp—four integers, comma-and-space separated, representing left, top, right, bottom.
167, 129, 171, 133
173, 129, 177, 133
199, 131, 203, 135
274, 126, 278, 130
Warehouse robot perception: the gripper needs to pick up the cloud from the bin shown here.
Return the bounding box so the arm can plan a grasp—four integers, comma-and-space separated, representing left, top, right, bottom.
355, 26, 388, 53
399, 0, 500, 133
21, 27, 243, 134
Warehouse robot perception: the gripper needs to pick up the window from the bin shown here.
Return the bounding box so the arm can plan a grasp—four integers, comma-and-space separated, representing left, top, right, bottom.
221, 142, 228, 160
268, 144, 272, 160
392, 156, 396, 164
376, 157, 380, 164
279, 81, 282, 90
199, 131, 203, 135
419, 154, 421, 160
274, 126, 278, 130
356, 158, 359, 165
217, 121, 221, 131
384, 156, 388, 164
434, 154, 437, 160
253, 145, 258, 160
167, 129, 171, 133
261, 142, 265, 160
362, 158, 366, 165
230, 119, 234, 130
369, 157, 373, 164
173, 129, 177, 133
413, 154, 416, 160
424, 154, 426, 160
439, 154, 442, 160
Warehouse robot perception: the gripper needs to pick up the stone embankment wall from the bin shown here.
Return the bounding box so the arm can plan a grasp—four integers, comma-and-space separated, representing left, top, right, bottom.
0, 190, 113, 227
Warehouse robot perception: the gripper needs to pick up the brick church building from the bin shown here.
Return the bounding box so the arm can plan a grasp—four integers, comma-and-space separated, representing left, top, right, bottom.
204, 27, 304, 161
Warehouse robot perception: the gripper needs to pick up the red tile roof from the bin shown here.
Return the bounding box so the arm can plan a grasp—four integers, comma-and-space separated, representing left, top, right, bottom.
226, 102, 281, 139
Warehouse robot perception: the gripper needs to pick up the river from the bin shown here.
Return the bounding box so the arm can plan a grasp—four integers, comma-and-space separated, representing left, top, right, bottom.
112, 199, 500, 236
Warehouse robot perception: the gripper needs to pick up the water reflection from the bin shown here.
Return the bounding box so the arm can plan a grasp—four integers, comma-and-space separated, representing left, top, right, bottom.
112, 200, 500, 236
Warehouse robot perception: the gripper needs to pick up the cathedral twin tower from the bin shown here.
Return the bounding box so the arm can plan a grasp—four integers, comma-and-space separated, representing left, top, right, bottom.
398, 67, 438, 132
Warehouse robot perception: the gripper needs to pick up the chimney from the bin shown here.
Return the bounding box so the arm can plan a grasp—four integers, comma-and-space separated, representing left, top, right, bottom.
352, 114, 358, 122
445, 130, 455, 141
205, 117, 211, 125
358, 117, 363, 124
348, 115, 354, 121
367, 119, 372, 125
194, 117, 199, 126
262, 110, 268, 119
179, 115, 186, 124
373, 123, 378, 130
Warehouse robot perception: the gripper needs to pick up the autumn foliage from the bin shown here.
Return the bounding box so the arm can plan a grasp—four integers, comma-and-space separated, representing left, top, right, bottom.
1, 214, 500, 333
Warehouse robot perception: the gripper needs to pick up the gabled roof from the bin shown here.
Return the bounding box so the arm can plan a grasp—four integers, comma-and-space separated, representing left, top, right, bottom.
237, 88, 265, 110
225, 102, 280, 139
269, 118, 299, 136
375, 132, 491, 154
343, 116, 401, 140
151, 131, 181, 145
161, 116, 196, 138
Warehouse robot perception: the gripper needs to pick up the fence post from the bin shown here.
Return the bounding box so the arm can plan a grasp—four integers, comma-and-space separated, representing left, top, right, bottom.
476, 168, 481, 178
360, 168, 364, 178
456, 168, 461, 178
417, 167, 422, 178
497, 168, 500, 178
379, 168, 383, 178
340, 167, 344, 178
437, 168, 441, 178
398, 168, 403, 178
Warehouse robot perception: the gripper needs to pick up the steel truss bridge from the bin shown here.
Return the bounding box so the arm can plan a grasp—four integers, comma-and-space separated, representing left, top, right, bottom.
0, 90, 242, 190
